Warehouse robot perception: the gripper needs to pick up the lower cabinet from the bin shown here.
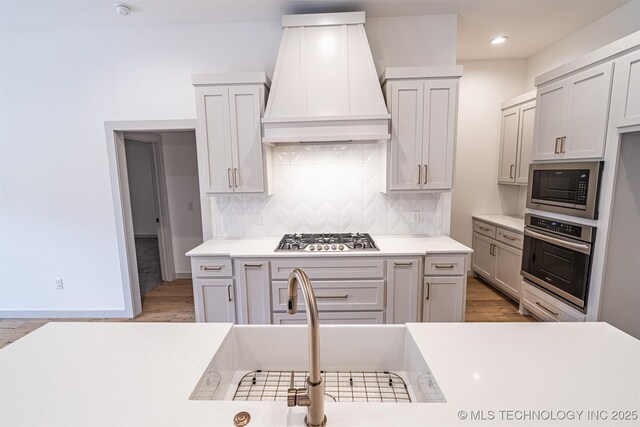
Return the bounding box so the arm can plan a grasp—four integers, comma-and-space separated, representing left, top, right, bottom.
520, 281, 585, 322
422, 276, 464, 322
386, 258, 421, 324
234, 259, 271, 324
273, 311, 384, 325
194, 279, 236, 323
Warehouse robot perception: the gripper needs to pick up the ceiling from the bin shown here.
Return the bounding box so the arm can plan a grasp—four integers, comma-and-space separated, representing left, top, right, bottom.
0, 0, 630, 60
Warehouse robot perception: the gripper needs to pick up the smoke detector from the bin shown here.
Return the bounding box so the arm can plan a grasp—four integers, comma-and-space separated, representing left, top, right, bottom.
114, 4, 133, 16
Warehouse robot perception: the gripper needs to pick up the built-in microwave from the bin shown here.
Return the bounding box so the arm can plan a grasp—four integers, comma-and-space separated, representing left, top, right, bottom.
526, 161, 604, 219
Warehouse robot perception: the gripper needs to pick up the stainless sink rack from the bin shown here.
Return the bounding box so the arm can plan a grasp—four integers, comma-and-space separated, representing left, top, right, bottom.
233, 370, 412, 403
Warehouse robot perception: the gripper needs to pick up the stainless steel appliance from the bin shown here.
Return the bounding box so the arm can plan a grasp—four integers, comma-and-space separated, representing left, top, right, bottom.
521, 214, 596, 311
275, 233, 378, 252
526, 161, 604, 219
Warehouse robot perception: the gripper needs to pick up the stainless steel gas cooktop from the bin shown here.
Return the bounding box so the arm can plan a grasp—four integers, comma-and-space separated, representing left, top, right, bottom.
275, 233, 378, 252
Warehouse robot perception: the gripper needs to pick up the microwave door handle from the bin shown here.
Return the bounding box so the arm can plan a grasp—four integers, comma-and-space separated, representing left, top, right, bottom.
524, 229, 590, 254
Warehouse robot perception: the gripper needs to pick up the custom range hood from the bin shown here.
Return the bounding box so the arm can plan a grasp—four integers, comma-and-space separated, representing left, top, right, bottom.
262, 12, 390, 144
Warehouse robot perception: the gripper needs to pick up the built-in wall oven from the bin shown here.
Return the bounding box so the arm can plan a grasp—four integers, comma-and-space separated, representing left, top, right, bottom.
521, 214, 596, 311
527, 161, 604, 219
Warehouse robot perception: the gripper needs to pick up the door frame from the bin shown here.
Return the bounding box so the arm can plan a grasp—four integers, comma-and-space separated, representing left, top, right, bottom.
105, 119, 208, 318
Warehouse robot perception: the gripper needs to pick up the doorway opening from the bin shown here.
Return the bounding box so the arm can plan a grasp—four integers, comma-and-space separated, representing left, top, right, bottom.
106, 120, 207, 318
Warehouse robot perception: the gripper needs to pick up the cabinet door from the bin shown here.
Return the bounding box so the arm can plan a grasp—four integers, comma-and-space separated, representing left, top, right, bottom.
273, 311, 384, 325
515, 101, 536, 184
563, 62, 613, 159
497, 106, 520, 184
196, 87, 234, 193
422, 276, 464, 322
472, 233, 496, 279
194, 279, 236, 323
532, 82, 565, 160
388, 81, 424, 190
614, 50, 640, 128
493, 243, 523, 300
229, 86, 266, 193
234, 260, 271, 324
422, 80, 457, 190
386, 258, 421, 324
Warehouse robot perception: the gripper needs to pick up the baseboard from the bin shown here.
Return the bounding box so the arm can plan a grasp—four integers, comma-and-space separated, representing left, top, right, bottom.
0, 309, 129, 319
175, 272, 192, 279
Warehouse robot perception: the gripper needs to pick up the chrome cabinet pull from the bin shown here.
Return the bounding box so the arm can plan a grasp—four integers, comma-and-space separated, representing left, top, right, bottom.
500, 234, 517, 241
490, 244, 495, 256
202, 266, 223, 271
509, 164, 514, 179
316, 295, 349, 299
394, 262, 413, 266
554, 138, 561, 154
535, 301, 558, 316
478, 225, 490, 232
227, 168, 232, 188
425, 283, 430, 300
227, 284, 233, 302
434, 264, 455, 269
417, 165, 421, 185
233, 168, 239, 187
560, 137, 566, 153
244, 263, 263, 268
423, 164, 428, 185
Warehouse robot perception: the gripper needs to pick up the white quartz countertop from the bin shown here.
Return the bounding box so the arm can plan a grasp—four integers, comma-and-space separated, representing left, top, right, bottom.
1, 322, 638, 426
473, 214, 525, 233
186, 235, 472, 257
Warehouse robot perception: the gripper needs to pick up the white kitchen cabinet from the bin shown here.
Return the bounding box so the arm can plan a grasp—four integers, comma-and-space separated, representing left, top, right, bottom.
194, 279, 236, 323
613, 49, 640, 128
520, 281, 585, 322
193, 73, 270, 194
532, 62, 613, 160
472, 219, 523, 301
497, 92, 536, 185
234, 259, 271, 324
381, 66, 462, 192
422, 276, 463, 323
386, 258, 421, 324
273, 311, 384, 325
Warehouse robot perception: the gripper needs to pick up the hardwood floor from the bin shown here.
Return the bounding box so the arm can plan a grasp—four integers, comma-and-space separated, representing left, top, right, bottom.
0, 276, 533, 349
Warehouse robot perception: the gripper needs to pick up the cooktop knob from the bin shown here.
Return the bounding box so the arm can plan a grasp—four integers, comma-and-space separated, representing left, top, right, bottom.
317, 245, 323, 251
338, 244, 344, 250
331, 244, 337, 250
323, 244, 330, 250
309, 245, 315, 251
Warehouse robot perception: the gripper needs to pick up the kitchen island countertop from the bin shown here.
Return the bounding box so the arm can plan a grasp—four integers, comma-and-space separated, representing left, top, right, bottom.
1, 322, 638, 426
186, 234, 472, 257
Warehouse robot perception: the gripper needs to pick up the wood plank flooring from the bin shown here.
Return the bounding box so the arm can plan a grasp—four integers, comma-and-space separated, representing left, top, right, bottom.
0, 276, 533, 349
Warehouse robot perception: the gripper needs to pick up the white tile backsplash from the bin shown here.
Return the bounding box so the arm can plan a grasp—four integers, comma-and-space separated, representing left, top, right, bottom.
212, 143, 449, 237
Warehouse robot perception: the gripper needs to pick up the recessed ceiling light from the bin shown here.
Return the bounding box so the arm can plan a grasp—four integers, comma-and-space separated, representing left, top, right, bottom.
114, 3, 133, 16
490, 36, 509, 45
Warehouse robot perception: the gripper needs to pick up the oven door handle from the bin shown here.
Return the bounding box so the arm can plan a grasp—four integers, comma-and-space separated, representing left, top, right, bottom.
524, 229, 591, 254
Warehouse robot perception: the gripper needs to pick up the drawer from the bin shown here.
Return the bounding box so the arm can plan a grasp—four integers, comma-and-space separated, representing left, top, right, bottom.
270, 258, 384, 280
496, 227, 524, 249
424, 255, 465, 276
473, 220, 496, 239
192, 257, 233, 278
272, 280, 384, 312
273, 311, 384, 325
521, 282, 585, 322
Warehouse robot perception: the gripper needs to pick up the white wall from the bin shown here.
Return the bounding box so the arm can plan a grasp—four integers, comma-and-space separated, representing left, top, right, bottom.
160, 131, 202, 276
526, 0, 640, 87
124, 140, 158, 236
0, 14, 456, 315
213, 143, 449, 237
450, 60, 528, 249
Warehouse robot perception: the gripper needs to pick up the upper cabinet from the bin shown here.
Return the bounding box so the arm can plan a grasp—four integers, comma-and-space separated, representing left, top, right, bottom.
192, 73, 271, 194
532, 63, 613, 161
613, 49, 640, 129
497, 91, 536, 185
381, 66, 463, 192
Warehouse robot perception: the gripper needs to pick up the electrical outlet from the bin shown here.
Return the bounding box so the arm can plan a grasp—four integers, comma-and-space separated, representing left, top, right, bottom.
187, 202, 194, 212
55, 278, 64, 290
257, 215, 266, 225
412, 210, 420, 223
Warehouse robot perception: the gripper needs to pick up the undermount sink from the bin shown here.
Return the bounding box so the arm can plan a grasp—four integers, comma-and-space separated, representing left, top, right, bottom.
190, 325, 446, 403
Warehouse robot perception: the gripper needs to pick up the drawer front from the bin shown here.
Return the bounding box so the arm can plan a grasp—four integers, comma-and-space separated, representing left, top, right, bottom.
424, 255, 465, 276
192, 257, 233, 278
496, 227, 524, 249
521, 282, 585, 322
271, 258, 384, 280
272, 311, 384, 325
272, 280, 384, 312
474, 220, 496, 239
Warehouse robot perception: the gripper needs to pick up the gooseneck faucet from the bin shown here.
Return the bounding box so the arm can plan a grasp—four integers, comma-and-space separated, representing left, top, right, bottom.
286, 268, 327, 427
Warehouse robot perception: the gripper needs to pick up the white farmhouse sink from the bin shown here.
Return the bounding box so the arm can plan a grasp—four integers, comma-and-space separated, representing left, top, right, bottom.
190, 325, 445, 403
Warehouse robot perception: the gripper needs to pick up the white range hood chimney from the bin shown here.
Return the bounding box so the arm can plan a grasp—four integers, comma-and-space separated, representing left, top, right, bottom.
262, 11, 390, 144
